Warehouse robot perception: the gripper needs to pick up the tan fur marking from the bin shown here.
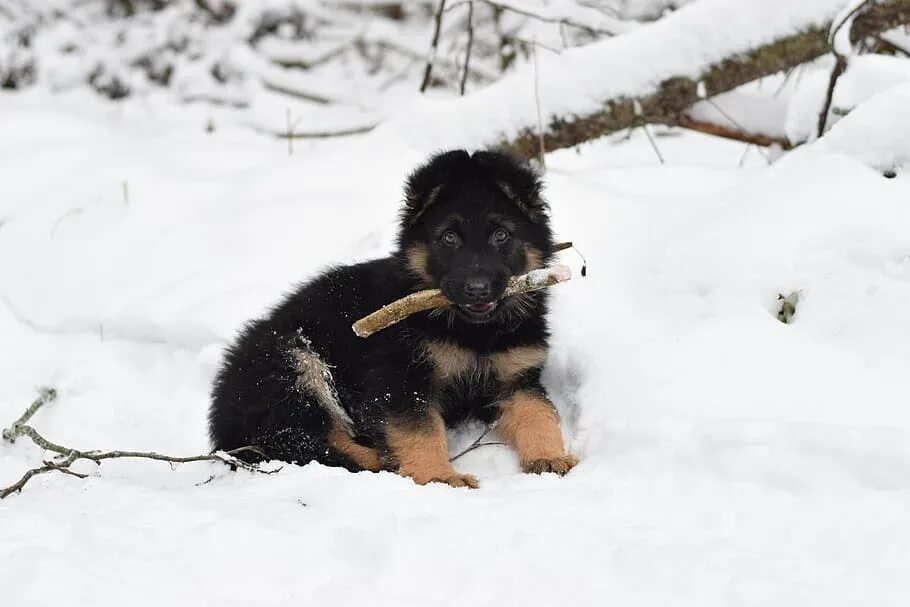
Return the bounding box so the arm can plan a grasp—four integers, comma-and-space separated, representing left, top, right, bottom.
423, 339, 483, 381
405, 243, 433, 285
386, 413, 478, 488
328, 423, 381, 472
490, 345, 547, 382
524, 246, 545, 272
497, 391, 577, 475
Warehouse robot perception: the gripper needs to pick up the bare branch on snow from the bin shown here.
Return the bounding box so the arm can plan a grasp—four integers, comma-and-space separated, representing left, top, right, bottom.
1, 388, 278, 499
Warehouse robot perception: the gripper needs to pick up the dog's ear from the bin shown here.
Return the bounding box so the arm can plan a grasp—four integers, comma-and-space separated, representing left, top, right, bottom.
402, 150, 470, 226
472, 151, 548, 222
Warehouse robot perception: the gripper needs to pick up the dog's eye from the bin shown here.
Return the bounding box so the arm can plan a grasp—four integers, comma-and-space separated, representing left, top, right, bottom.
491, 228, 510, 245
441, 230, 460, 246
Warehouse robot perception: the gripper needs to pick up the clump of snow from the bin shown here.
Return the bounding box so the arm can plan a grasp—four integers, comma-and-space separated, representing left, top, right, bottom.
815, 80, 910, 174
786, 55, 910, 143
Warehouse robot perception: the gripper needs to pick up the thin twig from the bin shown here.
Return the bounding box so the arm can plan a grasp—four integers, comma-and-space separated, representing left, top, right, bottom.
640, 124, 665, 164
817, 1, 872, 138
0, 452, 81, 499
705, 98, 773, 163
459, 1, 474, 96
420, 0, 447, 92
816, 55, 848, 138
286, 108, 294, 156
774, 65, 799, 97
875, 34, 910, 57
532, 40, 546, 170
2, 386, 56, 442
738, 143, 754, 168
446, 0, 619, 37
450, 422, 505, 462
2, 465, 60, 499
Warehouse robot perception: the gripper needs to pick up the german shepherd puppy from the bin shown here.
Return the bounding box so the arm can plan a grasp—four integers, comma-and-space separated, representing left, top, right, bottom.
209, 150, 577, 488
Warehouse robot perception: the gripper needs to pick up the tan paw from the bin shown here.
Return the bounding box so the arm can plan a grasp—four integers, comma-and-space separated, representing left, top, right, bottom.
432, 472, 479, 489
522, 454, 578, 476
405, 468, 480, 489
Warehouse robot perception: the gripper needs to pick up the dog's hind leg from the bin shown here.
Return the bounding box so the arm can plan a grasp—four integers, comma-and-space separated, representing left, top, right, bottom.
328, 422, 381, 472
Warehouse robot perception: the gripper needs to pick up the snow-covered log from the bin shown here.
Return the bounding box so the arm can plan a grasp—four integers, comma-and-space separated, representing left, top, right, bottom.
499, 0, 910, 157
381, 0, 910, 157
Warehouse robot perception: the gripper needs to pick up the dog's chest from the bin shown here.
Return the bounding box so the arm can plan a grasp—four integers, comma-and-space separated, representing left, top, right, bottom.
421, 339, 546, 393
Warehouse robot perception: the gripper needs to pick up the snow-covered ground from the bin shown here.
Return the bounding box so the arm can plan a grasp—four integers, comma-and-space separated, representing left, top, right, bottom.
2, 82, 910, 606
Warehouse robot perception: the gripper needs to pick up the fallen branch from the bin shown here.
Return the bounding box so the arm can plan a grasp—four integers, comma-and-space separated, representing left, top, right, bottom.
352, 264, 571, 338
678, 116, 793, 149
495, 0, 910, 159
1, 388, 278, 499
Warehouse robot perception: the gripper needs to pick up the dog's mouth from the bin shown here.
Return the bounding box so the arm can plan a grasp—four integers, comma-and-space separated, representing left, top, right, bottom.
457, 301, 498, 320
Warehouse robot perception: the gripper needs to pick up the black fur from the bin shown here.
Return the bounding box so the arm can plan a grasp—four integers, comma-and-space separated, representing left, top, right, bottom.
209, 150, 555, 470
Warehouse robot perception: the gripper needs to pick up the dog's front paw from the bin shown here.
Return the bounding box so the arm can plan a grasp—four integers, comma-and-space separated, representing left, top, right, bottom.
432, 472, 479, 489
522, 454, 578, 476
406, 467, 480, 489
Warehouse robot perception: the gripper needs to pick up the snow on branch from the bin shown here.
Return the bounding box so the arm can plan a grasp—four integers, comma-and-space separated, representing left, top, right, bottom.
381, 0, 910, 157
1, 388, 278, 499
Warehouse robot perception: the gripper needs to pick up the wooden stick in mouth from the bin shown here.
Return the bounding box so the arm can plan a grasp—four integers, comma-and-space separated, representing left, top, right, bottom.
352, 264, 572, 338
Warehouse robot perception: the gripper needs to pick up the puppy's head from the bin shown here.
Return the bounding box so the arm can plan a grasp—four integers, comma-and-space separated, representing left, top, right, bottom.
397, 150, 554, 324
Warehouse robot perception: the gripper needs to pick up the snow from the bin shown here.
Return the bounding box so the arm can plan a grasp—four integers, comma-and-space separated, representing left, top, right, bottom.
816, 80, 910, 173
786, 55, 910, 144
2, 79, 910, 605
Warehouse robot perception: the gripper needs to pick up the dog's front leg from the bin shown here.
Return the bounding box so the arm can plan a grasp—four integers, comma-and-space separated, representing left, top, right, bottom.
497, 390, 578, 476
386, 409, 479, 488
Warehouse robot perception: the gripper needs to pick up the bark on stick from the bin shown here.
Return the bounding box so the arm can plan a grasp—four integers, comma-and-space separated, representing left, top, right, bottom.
352, 264, 572, 338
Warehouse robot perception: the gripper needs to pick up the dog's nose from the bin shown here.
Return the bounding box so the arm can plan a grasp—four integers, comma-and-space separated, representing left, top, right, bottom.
464, 278, 492, 301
